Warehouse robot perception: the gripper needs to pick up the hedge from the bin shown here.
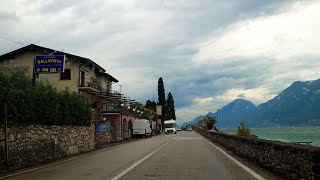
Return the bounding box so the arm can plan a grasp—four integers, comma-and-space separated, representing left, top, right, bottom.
0, 67, 92, 126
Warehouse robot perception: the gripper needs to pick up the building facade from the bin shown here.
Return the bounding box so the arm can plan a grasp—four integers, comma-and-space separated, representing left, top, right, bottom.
0, 44, 145, 143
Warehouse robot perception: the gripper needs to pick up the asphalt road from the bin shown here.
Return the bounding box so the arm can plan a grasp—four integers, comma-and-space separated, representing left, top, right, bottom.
1, 131, 280, 180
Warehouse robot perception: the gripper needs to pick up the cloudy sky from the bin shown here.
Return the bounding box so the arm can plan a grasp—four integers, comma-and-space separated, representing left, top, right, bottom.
1, 0, 320, 123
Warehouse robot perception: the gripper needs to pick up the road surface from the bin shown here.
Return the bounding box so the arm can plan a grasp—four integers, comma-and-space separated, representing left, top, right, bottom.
1, 131, 280, 180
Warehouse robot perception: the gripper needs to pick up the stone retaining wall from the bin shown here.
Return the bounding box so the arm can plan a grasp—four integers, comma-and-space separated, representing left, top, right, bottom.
0, 124, 95, 172
198, 130, 320, 180
95, 121, 112, 144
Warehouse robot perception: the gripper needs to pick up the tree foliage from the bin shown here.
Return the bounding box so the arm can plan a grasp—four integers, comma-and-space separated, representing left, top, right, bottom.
203, 115, 217, 130
145, 100, 157, 111
236, 121, 255, 137
0, 67, 92, 126
166, 92, 176, 120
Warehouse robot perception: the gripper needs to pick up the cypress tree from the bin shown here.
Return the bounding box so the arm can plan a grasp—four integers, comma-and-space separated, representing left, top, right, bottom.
157, 77, 166, 130
166, 92, 176, 120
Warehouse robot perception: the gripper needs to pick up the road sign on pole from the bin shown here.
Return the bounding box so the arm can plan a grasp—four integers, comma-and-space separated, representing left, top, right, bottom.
156, 105, 162, 115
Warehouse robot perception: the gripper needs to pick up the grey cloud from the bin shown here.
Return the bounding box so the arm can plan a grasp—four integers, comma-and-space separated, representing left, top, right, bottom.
0, 0, 316, 122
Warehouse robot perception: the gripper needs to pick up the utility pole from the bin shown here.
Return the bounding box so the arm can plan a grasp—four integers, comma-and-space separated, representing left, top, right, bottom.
4, 101, 9, 169
119, 84, 122, 94
217, 109, 220, 132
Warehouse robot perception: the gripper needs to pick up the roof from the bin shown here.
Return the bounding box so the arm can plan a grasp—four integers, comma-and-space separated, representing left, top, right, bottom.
100, 72, 119, 83
164, 120, 176, 124
0, 44, 119, 82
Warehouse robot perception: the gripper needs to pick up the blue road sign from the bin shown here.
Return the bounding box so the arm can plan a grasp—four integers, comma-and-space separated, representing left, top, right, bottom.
34, 55, 65, 74
96, 123, 109, 132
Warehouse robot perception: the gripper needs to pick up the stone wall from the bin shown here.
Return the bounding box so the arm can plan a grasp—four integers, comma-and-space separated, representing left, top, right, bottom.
198, 130, 320, 179
0, 124, 95, 172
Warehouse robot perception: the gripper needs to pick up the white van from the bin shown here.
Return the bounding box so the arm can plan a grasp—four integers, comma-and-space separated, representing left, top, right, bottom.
164, 119, 177, 134
132, 119, 152, 137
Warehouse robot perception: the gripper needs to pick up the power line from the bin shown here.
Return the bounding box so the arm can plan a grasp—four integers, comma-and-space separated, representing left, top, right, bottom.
0, 36, 25, 45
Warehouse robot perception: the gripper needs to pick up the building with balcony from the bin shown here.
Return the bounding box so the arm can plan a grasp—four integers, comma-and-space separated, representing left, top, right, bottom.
0, 44, 146, 143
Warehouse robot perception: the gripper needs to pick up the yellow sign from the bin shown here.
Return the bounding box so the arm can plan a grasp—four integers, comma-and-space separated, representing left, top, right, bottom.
148, 114, 154, 120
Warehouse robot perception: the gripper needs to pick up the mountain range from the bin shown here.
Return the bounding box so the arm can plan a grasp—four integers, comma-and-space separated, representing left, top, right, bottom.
180, 79, 320, 128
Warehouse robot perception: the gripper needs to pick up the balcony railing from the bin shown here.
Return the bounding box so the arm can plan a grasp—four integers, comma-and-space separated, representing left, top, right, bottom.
78, 77, 103, 91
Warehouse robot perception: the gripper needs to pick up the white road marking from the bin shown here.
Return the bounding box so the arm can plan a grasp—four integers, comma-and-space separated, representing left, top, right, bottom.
203, 137, 266, 180
175, 137, 203, 140
0, 154, 92, 179
0, 138, 151, 179
110, 133, 180, 180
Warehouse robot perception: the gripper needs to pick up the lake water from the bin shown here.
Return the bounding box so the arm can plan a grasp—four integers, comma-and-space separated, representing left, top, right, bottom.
220, 126, 320, 147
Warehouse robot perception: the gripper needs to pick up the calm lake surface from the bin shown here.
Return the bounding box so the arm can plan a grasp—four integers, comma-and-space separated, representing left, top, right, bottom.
221, 126, 320, 147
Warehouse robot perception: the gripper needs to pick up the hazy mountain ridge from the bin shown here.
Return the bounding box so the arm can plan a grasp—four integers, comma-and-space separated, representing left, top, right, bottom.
181, 79, 320, 128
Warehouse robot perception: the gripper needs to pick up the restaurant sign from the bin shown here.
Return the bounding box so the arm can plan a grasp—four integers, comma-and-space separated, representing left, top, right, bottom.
34, 55, 65, 74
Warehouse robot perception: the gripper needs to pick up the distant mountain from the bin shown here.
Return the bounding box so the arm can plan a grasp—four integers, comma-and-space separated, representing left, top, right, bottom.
186, 78, 320, 128
179, 115, 204, 127
217, 99, 257, 128
180, 99, 256, 128
256, 79, 320, 126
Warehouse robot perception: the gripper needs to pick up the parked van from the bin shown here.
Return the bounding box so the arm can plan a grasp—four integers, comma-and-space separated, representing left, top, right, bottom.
164, 119, 177, 134
132, 119, 152, 137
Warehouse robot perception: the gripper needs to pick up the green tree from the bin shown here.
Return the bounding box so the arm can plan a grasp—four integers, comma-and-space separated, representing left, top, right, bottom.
145, 100, 157, 111
166, 92, 176, 120
0, 68, 92, 126
236, 121, 255, 137
203, 115, 217, 130
157, 77, 166, 130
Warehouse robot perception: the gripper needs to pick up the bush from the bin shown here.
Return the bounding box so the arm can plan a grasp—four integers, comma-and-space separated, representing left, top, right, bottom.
236, 121, 255, 137
0, 67, 92, 126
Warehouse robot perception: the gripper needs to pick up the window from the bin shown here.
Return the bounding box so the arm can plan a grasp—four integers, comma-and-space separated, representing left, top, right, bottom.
60, 69, 71, 80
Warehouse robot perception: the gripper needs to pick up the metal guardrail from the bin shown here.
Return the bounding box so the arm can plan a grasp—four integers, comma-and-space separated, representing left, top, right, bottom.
292, 141, 313, 145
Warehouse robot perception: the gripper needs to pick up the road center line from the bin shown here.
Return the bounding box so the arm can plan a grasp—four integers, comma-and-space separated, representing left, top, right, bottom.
110, 134, 180, 180
203, 137, 265, 180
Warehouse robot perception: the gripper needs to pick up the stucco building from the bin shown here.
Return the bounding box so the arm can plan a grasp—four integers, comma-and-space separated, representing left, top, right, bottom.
0, 44, 144, 143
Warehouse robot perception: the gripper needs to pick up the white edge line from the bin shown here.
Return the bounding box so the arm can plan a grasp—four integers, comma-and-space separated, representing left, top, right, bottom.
110, 133, 180, 180
0, 154, 89, 179
203, 137, 266, 180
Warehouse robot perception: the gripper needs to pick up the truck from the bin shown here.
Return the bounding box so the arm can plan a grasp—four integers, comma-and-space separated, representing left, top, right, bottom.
132, 119, 152, 137
164, 119, 177, 134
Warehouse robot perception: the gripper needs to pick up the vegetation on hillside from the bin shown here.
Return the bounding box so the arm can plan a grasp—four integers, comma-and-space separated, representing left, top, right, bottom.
0, 67, 92, 126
